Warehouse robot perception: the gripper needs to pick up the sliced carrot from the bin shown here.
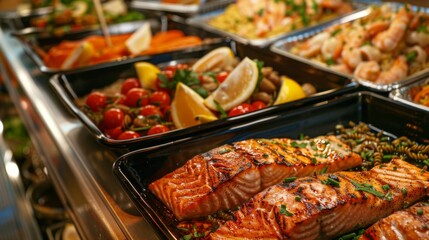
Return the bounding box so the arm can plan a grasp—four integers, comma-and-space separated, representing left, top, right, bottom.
151, 30, 185, 46
148, 36, 202, 53
413, 86, 429, 104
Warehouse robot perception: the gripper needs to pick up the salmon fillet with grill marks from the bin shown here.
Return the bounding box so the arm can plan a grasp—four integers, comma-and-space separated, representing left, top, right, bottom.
360, 202, 429, 240
211, 159, 429, 239
149, 136, 362, 220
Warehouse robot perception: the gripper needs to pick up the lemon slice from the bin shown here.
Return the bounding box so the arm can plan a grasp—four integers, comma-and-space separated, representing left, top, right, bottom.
195, 114, 218, 123
204, 57, 258, 111
61, 41, 94, 69
126, 23, 152, 55
191, 47, 235, 73
134, 62, 160, 90
171, 82, 217, 129
274, 77, 306, 105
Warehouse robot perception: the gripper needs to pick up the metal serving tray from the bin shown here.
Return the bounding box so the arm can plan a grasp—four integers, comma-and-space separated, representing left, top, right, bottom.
271, 2, 429, 92
0, 6, 53, 30
187, 1, 367, 47
113, 91, 429, 240
13, 17, 224, 74
130, 0, 234, 16
390, 77, 429, 112
49, 41, 357, 150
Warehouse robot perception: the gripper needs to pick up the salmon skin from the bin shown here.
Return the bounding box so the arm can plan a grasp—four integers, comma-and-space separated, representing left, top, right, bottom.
360, 202, 429, 240
149, 136, 362, 220
211, 159, 429, 239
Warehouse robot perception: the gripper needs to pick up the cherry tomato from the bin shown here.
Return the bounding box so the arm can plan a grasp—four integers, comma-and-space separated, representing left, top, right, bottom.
228, 103, 255, 117
251, 101, 267, 110
104, 126, 123, 139
124, 88, 149, 107
86, 91, 107, 112
121, 78, 141, 94
216, 71, 229, 83
162, 69, 175, 79
118, 131, 141, 140
147, 124, 170, 135
102, 108, 124, 129
150, 91, 171, 107
141, 105, 163, 118
175, 63, 189, 70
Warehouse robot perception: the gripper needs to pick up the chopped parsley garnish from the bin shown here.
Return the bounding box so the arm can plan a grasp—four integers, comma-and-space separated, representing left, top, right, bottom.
338, 232, 357, 240
263, 153, 269, 158
218, 149, 231, 154
181, 234, 192, 240
279, 204, 294, 216
402, 188, 407, 195
320, 166, 328, 174
417, 25, 429, 34
295, 196, 302, 202
326, 58, 335, 66
311, 157, 317, 164
291, 141, 308, 148
417, 208, 424, 216
331, 28, 342, 37
257, 8, 265, 16
300, 133, 305, 140
406, 51, 417, 63
382, 184, 390, 191
253, 60, 264, 93
213, 100, 228, 119
284, 177, 297, 183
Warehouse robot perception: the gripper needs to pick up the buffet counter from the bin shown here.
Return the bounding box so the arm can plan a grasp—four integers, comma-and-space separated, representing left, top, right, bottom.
0, 27, 160, 240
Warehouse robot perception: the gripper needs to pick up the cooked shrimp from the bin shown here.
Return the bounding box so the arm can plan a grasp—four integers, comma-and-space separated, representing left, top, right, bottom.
297, 32, 330, 58
342, 26, 367, 69
360, 45, 381, 62
354, 61, 380, 82
372, 7, 411, 51
407, 45, 427, 64
365, 21, 389, 37
321, 36, 343, 61
376, 56, 408, 84
406, 31, 429, 47
329, 63, 352, 74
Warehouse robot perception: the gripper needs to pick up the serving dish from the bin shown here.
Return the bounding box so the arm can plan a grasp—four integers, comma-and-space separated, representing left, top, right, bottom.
13, 17, 224, 74
390, 77, 429, 112
113, 91, 429, 239
50, 41, 357, 149
187, 0, 367, 47
130, 0, 234, 16
271, 2, 429, 92
0, 6, 52, 30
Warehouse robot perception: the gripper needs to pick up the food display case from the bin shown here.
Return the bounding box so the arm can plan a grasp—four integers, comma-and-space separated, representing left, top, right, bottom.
1, 0, 429, 239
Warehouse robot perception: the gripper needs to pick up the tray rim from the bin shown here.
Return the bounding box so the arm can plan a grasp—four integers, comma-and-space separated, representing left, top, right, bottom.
112, 90, 422, 240
389, 77, 429, 112
49, 43, 358, 149
130, 0, 235, 15
270, 2, 429, 92
186, 1, 369, 47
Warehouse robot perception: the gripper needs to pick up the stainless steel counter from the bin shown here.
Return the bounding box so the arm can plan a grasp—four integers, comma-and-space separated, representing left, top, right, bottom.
0, 27, 160, 239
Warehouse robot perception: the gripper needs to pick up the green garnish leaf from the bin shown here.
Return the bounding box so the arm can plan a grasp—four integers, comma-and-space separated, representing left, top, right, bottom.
326, 58, 335, 66
331, 28, 342, 37
295, 196, 302, 202
213, 100, 228, 119
279, 204, 294, 216
417, 208, 424, 216
382, 184, 390, 191
320, 166, 328, 174
351, 180, 384, 198
284, 177, 297, 183
406, 51, 417, 63
253, 59, 264, 93
321, 175, 340, 187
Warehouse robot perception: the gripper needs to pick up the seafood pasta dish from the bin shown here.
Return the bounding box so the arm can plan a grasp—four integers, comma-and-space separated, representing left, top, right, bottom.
290, 4, 429, 85
208, 0, 353, 39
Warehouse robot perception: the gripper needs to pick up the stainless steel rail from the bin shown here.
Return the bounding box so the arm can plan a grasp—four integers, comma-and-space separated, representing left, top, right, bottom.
0, 27, 160, 239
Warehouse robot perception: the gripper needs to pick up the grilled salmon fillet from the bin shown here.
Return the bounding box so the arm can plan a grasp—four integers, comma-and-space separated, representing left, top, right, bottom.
360, 202, 429, 240
149, 136, 362, 220
211, 159, 429, 239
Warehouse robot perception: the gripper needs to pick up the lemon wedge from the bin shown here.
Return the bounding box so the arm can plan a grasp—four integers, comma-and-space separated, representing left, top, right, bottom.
126, 23, 151, 55
204, 57, 258, 111
61, 41, 94, 69
195, 114, 218, 123
134, 62, 160, 90
191, 47, 235, 73
274, 77, 306, 105
171, 82, 217, 129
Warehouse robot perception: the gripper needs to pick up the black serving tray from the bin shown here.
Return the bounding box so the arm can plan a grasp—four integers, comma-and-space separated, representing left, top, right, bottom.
112, 91, 429, 239
50, 41, 357, 150
13, 16, 225, 74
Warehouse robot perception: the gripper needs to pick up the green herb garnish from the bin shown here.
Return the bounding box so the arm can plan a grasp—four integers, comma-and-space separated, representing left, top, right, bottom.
417, 208, 424, 216
284, 177, 297, 183
213, 100, 228, 119
279, 204, 294, 216
351, 180, 384, 198
322, 175, 340, 187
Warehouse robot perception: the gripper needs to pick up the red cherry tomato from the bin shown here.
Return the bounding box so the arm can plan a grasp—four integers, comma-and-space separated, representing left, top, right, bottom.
150, 91, 171, 107
216, 71, 229, 83
147, 124, 170, 135
118, 131, 141, 140
124, 88, 149, 107
175, 63, 189, 70
251, 101, 267, 110
164, 65, 177, 73
228, 103, 255, 117
104, 126, 123, 139
86, 91, 107, 112
121, 78, 141, 94
141, 105, 163, 118
102, 108, 124, 129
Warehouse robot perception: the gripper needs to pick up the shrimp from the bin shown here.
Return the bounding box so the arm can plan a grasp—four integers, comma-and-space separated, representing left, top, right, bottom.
372, 7, 411, 52
376, 56, 408, 84
329, 63, 352, 74
406, 45, 427, 64
354, 61, 380, 82
406, 31, 429, 47
360, 45, 381, 62
341, 26, 367, 69
321, 36, 343, 61
297, 32, 330, 58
